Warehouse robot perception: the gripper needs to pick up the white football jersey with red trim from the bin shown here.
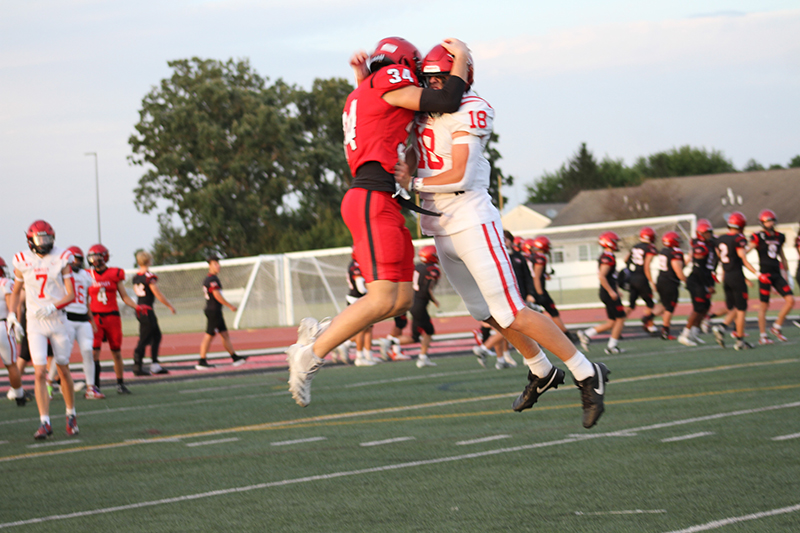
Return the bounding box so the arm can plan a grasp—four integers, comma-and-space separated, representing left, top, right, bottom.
0, 277, 14, 319
415, 91, 498, 236
12, 247, 73, 318
64, 268, 92, 315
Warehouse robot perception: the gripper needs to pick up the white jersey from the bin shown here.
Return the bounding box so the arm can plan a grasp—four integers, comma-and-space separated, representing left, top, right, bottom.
12, 247, 73, 319
64, 268, 92, 315
0, 277, 14, 320
415, 90, 497, 236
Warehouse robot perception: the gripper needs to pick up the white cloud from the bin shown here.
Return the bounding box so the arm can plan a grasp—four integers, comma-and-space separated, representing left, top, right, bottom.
474, 9, 800, 77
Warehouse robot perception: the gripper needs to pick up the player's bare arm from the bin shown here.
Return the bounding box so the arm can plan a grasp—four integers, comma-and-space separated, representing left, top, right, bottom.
533, 263, 545, 296
212, 289, 237, 312
58, 265, 76, 308
117, 281, 138, 310
598, 264, 617, 300
350, 50, 369, 85
671, 258, 687, 283
737, 248, 757, 275
151, 282, 176, 314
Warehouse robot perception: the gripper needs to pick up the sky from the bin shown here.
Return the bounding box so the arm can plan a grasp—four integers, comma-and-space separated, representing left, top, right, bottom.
1, 0, 799, 266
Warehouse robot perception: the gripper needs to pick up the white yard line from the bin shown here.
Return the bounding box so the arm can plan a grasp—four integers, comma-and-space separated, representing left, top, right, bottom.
664, 503, 800, 532
2, 401, 799, 528
455, 435, 511, 446
27, 440, 82, 449
185, 438, 240, 447
575, 509, 667, 516
360, 437, 416, 447
271, 437, 327, 446
660, 432, 714, 443
772, 432, 800, 441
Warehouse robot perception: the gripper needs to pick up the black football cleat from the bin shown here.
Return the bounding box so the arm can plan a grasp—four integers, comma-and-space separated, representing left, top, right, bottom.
573, 362, 610, 429
512, 366, 565, 412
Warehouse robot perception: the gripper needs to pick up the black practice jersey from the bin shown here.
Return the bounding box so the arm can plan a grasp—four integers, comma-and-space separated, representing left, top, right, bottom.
750, 230, 785, 274
716, 233, 747, 273
132, 271, 158, 307
203, 274, 223, 312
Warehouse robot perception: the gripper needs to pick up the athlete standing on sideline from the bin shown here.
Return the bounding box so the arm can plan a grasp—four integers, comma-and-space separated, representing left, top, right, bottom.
525, 235, 576, 343
197, 256, 247, 370
132, 250, 176, 375
1, 256, 29, 406
345, 254, 379, 367
622, 227, 659, 336
678, 220, 715, 347
750, 209, 794, 344
87, 244, 142, 394
655, 231, 687, 341
396, 45, 609, 428
286, 36, 471, 407
713, 212, 758, 350
8, 221, 78, 438
578, 232, 627, 357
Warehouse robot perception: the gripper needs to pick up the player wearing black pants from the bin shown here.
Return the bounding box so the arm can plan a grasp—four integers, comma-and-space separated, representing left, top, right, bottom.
679, 220, 716, 346
655, 231, 686, 341
623, 227, 659, 335
131, 251, 176, 376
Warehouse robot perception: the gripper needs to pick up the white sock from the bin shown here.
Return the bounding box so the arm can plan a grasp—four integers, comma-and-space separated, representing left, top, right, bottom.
608, 337, 619, 349
773, 324, 782, 330
47, 363, 58, 382
387, 335, 399, 344
357, 349, 366, 360
524, 350, 553, 377
565, 351, 594, 382
690, 326, 701, 337
41, 415, 50, 425
66, 407, 76, 416
681, 327, 691, 337
419, 353, 428, 359
13, 387, 24, 398
585, 327, 598, 338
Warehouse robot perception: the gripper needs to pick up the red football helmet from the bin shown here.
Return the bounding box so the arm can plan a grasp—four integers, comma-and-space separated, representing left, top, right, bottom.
727, 211, 746, 230
598, 231, 620, 251
26, 220, 55, 255
512, 236, 524, 252
521, 239, 535, 256
419, 245, 438, 264
532, 235, 551, 254
692, 241, 709, 260
421, 44, 474, 90
639, 226, 656, 244
662, 231, 681, 248
758, 209, 776, 226
0, 256, 6, 277
67, 246, 84, 270
87, 244, 110, 268
368, 37, 422, 76
696, 219, 713, 239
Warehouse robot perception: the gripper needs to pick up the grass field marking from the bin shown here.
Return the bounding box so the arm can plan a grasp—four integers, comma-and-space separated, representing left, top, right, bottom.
185, 438, 240, 447
360, 436, 416, 447
612, 358, 800, 385
344, 369, 486, 388
664, 502, 800, 533
772, 432, 800, 441
271, 437, 327, 446
179, 383, 266, 394
455, 434, 511, 446
622, 401, 800, 434
26, 440, 82, 449
574, 509, 667, 516
660, 432, 714, 443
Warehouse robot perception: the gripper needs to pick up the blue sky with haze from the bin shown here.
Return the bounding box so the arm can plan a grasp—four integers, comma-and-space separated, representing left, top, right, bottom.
1, 1, 798, 265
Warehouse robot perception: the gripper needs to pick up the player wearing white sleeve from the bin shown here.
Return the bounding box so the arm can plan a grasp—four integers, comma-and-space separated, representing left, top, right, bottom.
8, 220, 79, 439
397, 45, 609, 429
1, 257, 29, 405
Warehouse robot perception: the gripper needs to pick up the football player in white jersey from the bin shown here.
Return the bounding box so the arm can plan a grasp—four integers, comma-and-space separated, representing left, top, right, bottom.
396, 45, 609, 428
8, 221, 79, 439
1, 256, 29, 405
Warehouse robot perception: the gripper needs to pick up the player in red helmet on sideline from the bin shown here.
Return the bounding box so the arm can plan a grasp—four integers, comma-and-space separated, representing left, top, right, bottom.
655, 231, 687, 341
396, 45, 609, 428
286, 36, 472, 408
622, 226, 660, 336
678, 220, 717, 346
749, 209, 794, 344
578, 232, 627, 356
8, 220, 78, 439
713, 212, 758, 350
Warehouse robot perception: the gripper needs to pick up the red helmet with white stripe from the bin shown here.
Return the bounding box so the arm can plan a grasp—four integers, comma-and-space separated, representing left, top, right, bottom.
368, 37, 422, 77
727, 211, 746, 231
421, 44, 474, 90
598, 231, 620, 251
87, 244, 109, 268
419, 245, 438, 264
67, 246, 84, 270
532, 235, 551, 254
26, 220, 55, 256
662, 231, 681, 248
759, 209, 776, 227
696, 219, 713, 239
639, 226, 656, 244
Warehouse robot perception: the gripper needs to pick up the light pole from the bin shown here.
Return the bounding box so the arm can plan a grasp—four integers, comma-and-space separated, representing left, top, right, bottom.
84, 152, 102, 243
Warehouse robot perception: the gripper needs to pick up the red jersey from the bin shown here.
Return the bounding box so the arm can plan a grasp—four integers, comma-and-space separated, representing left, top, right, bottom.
89, 267, 126, 313
342, 66, 418, 189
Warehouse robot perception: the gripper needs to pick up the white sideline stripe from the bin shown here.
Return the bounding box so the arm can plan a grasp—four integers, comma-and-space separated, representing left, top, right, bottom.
4, 401, 800, 528
27, 440, 82, 449
456, 435, 510, 446
271, 437, 327, 446
574, 509, 666, 516
180, 383, 263, 394
185, 438, 239, 447
360, 437, 415, 447
345, 369, 485, 388
665, 503, 800, 533
772, 432, 800, 441
661, 432, 714, 443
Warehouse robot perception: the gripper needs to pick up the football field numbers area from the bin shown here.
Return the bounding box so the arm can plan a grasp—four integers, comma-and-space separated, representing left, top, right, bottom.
2, 335, 800, 532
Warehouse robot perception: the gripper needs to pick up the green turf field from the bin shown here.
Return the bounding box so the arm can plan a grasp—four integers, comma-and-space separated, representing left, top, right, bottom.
2, 329, 800, 532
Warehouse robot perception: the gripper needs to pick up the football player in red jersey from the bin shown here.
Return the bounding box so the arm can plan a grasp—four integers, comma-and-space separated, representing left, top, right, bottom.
578, 232, 627, 357
749, 209, 794, 343
8, 221, 78, 439
87, 244, 142, 394
286, 36, 471, 407
396, 46, 609, 428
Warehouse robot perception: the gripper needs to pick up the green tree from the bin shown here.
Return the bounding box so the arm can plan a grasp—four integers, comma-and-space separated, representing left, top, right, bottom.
486, 132, 514, 209
788, 155, 800, 168
633, 146, 736, 178
743, 158, 765, 172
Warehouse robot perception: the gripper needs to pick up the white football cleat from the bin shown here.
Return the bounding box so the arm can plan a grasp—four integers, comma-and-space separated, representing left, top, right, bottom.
354, 356, 377, 367
286, 343, 324, 407
416, 354, 436, 368
502, 353, 518, 368
677, 334, 697, 347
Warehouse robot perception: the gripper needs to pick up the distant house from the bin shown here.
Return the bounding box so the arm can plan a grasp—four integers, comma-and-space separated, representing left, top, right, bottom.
501, 202, 566, 232
549, 168, 800, 228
